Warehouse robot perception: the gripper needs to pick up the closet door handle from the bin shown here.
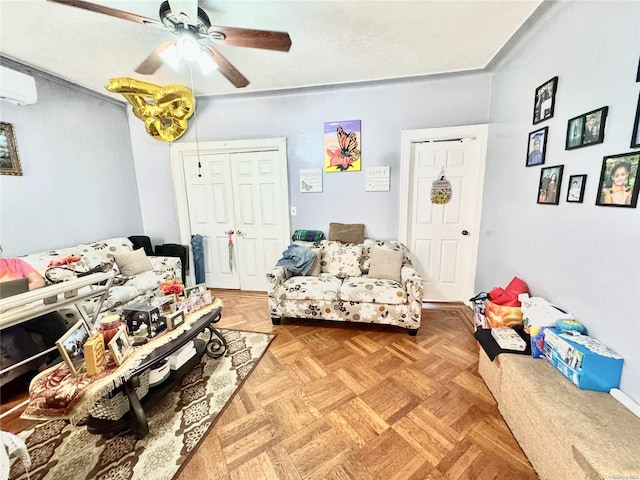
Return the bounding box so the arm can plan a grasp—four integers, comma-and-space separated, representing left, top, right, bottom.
462, 230, 469, 236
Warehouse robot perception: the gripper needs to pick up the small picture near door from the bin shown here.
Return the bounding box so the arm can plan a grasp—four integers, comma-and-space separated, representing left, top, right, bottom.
537, 165, 564, 205
532, 76, 558, 125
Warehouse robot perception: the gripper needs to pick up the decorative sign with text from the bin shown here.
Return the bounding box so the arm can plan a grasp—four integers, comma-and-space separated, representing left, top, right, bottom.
365, 166, 390, 191
299, 168, 323, 192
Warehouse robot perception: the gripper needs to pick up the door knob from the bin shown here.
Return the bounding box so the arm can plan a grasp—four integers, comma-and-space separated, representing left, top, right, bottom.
462, 230, 469, 236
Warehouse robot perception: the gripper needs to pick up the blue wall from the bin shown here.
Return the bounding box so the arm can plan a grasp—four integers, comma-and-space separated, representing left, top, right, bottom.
0, 70, 143, 256
131, 73, 492, 243
479, 1, 640, 403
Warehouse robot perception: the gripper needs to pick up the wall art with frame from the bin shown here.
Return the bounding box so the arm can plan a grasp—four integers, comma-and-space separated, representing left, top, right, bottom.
526, 127, 548, 167
533, 76, 558, 125
566, 106, 608, 150
0, 121, 22, 176
595, 151, 640, 208
631, 92, 640, 148
566, 174, 587, 203
55, 319, 91, 376
537, 164, 564, 205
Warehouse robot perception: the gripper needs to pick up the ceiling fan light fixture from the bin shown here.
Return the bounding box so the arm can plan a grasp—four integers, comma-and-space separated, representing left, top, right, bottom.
176, 33, 201, 61
158, 43, 182, 70
198, 50, 218, 75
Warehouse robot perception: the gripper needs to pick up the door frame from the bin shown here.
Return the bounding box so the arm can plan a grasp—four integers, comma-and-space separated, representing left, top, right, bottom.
399, 124, 488, 301
170, 137, 289, 287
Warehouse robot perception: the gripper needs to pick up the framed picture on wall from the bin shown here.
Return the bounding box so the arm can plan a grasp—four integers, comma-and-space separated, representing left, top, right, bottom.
0, 122, 23, 176
566, 175, 587, 203
595, 152, 640, 208
526, 127, 548, 167
565, 107, 608, 150
533, 76, 558, 125
631, 93, 640, 148
537, 165, 564, 205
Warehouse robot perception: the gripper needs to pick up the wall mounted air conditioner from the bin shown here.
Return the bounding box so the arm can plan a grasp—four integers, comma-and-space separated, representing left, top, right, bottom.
0, 65, 37, 105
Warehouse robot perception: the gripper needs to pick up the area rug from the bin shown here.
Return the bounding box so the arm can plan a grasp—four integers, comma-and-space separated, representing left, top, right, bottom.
9, 329, 274, 480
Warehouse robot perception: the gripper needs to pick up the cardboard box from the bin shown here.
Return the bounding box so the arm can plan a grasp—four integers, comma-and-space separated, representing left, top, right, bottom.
543, 327, 623, 392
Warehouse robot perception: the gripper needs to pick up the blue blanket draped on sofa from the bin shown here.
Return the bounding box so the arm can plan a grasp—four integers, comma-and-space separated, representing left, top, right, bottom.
276, 244, 316, 274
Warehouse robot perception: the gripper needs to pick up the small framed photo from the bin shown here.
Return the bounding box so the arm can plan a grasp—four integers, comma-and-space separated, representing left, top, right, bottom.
172, 298, 192, 315
537, 165, 564, 205
631, 93, 640, 148
189, 290, 213, 311
184, 283, 207, 298
165, 310, 185, 330
566, 107, 608, 150
526, 127, 548, 166
152, 294, 175, 314
0, 122, 23, 176
56, 319, 91, 376
108, 327, 134, 366
566, 175, 587, 203
595, 152, 640, 208
533, 76, 558, 125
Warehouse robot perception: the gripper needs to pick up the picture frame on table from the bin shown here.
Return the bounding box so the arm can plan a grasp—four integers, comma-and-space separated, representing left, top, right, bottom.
184, 283, 207, 298
172, 298, 192, 316
533, 76, 558, 125
164, 310, 185, 331
566, 107, 608, 150
189, 290, 213, 311
56, 319, 91, 376
0, 122, 23, 176
537, 165, 564, 205
631, 93, 640, 148
108, 327, 134, 366
526, 127, 548, 166
152, 294, 176, 314
595, 151, 640, 208
566, 175, 587, 203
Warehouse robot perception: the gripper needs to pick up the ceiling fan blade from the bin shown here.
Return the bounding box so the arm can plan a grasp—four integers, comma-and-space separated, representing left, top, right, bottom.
47, 0, 163, 27
207, 26, 292, 52
135, 41, 174, 75
204, 45, 249, 88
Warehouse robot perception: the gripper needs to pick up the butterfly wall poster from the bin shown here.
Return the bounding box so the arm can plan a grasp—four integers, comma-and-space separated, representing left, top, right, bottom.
324, 120, 362, 172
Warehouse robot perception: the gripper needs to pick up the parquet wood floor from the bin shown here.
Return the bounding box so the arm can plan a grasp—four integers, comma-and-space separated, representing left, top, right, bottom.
1, 290, 538, 479
177, 290, 538, 480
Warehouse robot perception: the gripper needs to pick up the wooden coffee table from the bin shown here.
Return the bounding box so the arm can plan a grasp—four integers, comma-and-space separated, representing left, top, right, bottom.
86, 301, 225, 438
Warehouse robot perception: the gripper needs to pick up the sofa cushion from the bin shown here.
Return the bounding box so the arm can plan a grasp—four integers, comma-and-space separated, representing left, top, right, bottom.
322, 242, 362, 278
113, 249, 154, 276
367, 247, 403, 283
340, 277, 407, 304
361, 239, 408, 273
278, 275, 341, 301
328, 223, 365, 244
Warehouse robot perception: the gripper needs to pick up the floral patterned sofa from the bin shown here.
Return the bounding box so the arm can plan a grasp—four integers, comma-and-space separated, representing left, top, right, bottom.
1, 237, 182, 386
267, 239, 423, 335
19, 237, 182, 321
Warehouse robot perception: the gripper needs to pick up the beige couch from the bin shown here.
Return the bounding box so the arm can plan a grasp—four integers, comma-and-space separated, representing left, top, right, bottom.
479, 349, 640, 479
266, 239, 423, 335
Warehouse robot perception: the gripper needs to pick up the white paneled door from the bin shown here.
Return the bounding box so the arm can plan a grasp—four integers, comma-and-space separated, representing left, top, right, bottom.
400, 125, 488, 301
172, 138, 289, 291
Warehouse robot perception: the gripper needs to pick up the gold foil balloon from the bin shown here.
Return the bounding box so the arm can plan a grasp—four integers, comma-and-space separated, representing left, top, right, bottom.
105, 78, 195, 142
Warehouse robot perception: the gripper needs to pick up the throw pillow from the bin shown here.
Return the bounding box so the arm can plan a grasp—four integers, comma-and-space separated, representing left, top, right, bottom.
305, 247, 322, 276
113, 248, 153, 276
328, 223, 365, 244
323, 242, 362, 277
367, 247, 403, 283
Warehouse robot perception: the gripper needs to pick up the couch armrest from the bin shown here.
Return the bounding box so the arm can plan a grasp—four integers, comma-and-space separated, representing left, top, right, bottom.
149, 256, 182, 281
401, 265, 424, 317
266, 266, 291, 296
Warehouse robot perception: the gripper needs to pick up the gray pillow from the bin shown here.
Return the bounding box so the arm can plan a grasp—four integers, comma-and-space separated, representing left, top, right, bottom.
113, 248, 153, 276
367, 247, 403, 283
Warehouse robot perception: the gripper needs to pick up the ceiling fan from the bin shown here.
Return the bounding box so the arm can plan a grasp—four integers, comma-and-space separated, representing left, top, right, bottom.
47, 0, 292, 88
